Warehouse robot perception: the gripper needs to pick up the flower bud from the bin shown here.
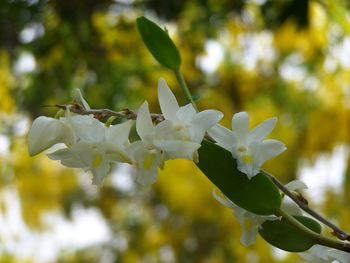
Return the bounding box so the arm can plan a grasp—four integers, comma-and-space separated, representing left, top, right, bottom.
28, 116, 75, 156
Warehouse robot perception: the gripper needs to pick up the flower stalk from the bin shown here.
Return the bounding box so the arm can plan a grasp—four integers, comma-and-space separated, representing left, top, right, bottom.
174, 69, 198, 112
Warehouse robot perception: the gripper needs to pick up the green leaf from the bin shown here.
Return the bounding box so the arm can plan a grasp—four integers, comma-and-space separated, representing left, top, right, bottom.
137, 16, 181, 70
197, 140, 281, 215
259, 215, 322, 252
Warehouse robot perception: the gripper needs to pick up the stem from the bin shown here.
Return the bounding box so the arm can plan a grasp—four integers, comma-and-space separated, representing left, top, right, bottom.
54, 104, 164, 122
174, 69, 198, 112
276, 208, 350, 253
262, 169, 350, 242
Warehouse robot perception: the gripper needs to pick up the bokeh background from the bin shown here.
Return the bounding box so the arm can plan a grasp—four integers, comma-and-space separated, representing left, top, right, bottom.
1, 0, 350, 262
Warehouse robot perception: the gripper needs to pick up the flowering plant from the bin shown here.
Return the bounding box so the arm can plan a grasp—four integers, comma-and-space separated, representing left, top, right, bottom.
27, 16, 350, 262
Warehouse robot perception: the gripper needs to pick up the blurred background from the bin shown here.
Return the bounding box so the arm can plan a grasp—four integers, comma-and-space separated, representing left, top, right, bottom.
1, 0, 350, 262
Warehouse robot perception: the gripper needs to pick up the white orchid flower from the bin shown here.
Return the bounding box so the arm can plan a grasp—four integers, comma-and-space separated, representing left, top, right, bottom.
157, 78, 223, 146
129, 101, 201, 185
299, 245, 350, 263
209, 111, 286, 179
28, 116, 76, 156
49, 115, 133, 184
213, 180, 308, 246
136, 101, 202, 160
213, 189, 278, 246
127, 140, 164, 186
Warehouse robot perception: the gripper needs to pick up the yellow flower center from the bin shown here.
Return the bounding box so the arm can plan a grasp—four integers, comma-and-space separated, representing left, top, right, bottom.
242, 154, 253, 164
244, 218, 254, 230
143, 154, 155, 170
93, 154, 103, 168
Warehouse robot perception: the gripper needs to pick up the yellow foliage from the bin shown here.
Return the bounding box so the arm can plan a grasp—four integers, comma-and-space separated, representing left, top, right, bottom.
0, 52, 15, 113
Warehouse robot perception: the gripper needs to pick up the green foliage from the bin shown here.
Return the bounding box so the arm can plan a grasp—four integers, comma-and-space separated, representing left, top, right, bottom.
137, 16, 181, 70
197, 140, 281, 215
259, 215, 322, 252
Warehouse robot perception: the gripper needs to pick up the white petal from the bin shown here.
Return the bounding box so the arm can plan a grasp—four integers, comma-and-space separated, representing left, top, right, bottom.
154, 120, 176, 139
154, 140, 201, 160
91, 160, 111, 185
254, 139, 286, 167
208, 124, 234, 151
70, 115, 105, 142
106, 120, 133, 145
136, 102, 154, 140
158, 78, 179, 120
75, 89, 90, 110
232, 112, 249, 139
285, 180, 308, 192
28, 116, 75, 156
190, 110, 224, 142
176, 104, 196, 124
249, 117, 277, 142
48, 142, 93, 168
212, 189, 237, 209
240, 219, 258, 246
281, 197, 302, 216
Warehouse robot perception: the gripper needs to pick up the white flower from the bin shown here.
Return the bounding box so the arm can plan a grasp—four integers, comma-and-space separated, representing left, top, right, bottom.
213, 189, 278, 246
137, 101, 202, 159
129, 101, 202, 185
127, 140, 164, 186
213, 180, 308, 246
49, 115, 133, 184
209, 111, 286, 179
299, 245, 350, 263
28, 116, 76, 156
157, 78, 223, 149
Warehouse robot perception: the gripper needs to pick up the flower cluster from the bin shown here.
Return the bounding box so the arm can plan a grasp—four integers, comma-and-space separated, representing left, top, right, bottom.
28, 79, 223, 185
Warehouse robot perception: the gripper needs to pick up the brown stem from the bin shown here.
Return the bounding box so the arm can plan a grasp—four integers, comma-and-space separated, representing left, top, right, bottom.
54, 104, 164, 122
262, 169, 350, 242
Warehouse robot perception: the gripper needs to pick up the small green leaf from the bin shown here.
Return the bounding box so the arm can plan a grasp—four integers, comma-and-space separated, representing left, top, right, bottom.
259, 215, 322, 252
137, 16, 181, 70
197, 140, 281, 215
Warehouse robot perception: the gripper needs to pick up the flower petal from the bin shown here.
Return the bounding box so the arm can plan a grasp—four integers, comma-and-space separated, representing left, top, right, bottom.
91, 160, 111, 185
240, 218, 258, 246
48, 142, 93, 168
208, 124, 235, 151
28, 116, 75, 156
254, 139, 286, 167
158, 78, 179, 120
248, 117, 277, 142
106, 120, 133, 145
232, 112, 249, 139
190, 110, 223, 142
69, 115, 105, 142
75, 89, 90, 110
285, 180, 308, 192
136, 102, 154, 140
154, 139, 200, 160
176, 104, 196, 124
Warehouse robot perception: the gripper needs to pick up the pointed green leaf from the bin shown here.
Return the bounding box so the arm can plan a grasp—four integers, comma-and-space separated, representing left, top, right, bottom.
197, 140, 281, 215
137, 16, 181, 70
259, 215, 322, 252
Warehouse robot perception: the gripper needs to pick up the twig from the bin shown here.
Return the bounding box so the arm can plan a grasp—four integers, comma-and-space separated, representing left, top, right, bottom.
54, 104, 164, 122
276, 208, 350, 253
262, 169, 350, 242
